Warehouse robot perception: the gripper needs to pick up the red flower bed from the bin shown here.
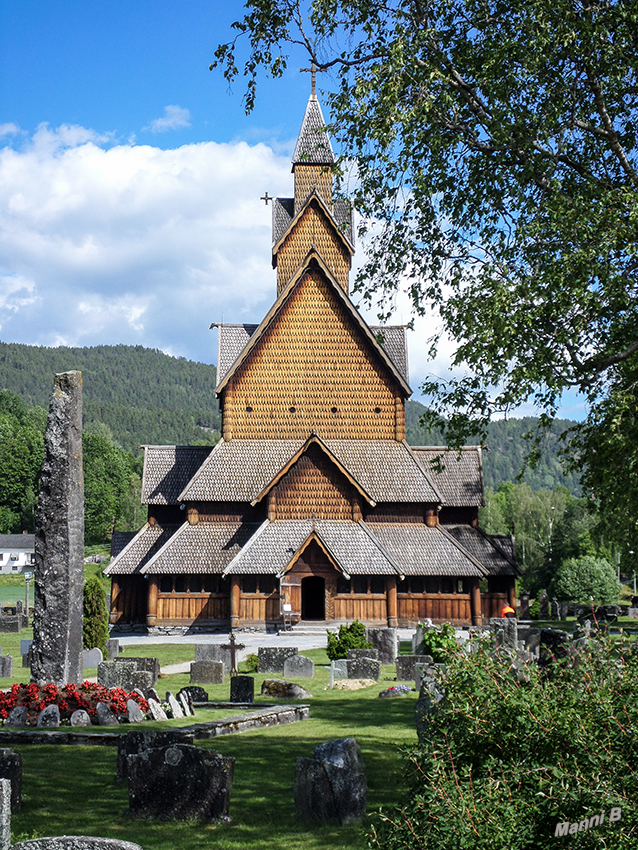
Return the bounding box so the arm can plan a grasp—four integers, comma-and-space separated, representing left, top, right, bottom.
0, 682, 149, 725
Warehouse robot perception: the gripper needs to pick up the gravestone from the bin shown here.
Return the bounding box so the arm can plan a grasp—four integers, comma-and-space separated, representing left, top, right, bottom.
366, 628, 398, 664
503, 617, 518, 650
31, 372, 84, 687
0, 748, 22, 810
70, 710, 91, 727
0, 616, 21, 633
105, 639, 120, 661
257, 646, 298, 674
97, 662, 154, 694
147, 699, 168, 722
12, 839, 143, 849
37, 705, 60, 727
5, 706, 27, 728
0, 778, 9, 850
261, 679, 312, 699
190, 660, 224, 685
346, 657, 380, 681
16, 601, 23, 616
346, 648, 379, 661
395, 654, 432, 681
539, 628, 570, 668
550, 599, 560, 620
148, 687, 161, 703
126, 700, 145, 723
330, 659, 348, 687
519, 593, 530, 619
117, 729, 194, 781
283, 655, 314, 678
295, 738, 367, 825
21, 640, 32, 655
415, 675, 445, 741
113, 657, 159, 684
82, 648, 103, 669
0, 657, 13, 679
96, 702, 118, 727
178, 686, 208, 703
538, 590, 549, 619
166, 692, 184, 719
195, 644, 232, 672
177, 692, 193, 717
230, 676, 254, 704
127, 744, 234, 821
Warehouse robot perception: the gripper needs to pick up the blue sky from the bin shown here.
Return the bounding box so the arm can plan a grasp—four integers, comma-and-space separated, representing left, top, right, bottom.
0, 1, 586, 420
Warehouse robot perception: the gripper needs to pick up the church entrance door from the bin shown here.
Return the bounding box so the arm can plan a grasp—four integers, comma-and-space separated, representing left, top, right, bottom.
301, 576, 325, 620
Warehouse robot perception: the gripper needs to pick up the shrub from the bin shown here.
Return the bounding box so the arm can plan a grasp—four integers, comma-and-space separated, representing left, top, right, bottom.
239, 653, 259, 673
550, 556, 619, 605
417, 622, 458, 662
368, 635, 638, 850
326, 620, 372, 660
529, 595, 541, 619
83, 575, 109, 653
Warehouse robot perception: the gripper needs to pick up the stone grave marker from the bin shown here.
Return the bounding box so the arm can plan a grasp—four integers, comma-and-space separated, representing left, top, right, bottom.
31, 372, 84, 687
37, 705, 60, 727
366, 628, 398, 664
5, 706, 27, 728
12, 839, 144, 849
346, 648, 379, 661
148, 687, 161, 703
105, 638, 120, 661
117, 729, 194, 781
195, 643, 232, 672
257, 646, 298, 674
177, 692, 193, 717
190, 660, 224, 685
283, 654, 314, 678
147, 699, 167, 722
295, 738, 367, 825
96, 702, 118, 727
0, 748, 22, 810
230, 676, 254, 704
82, 648, 103, 669
0, 617, 21, 634
126, 700, 145, 723
166, 692, 184, 719
538, 590, 549, 619
0, 657, 13, 679
503, 617, 518, 650
346, 657, 380, 681
395, 655, 432, 681
97, 662, 154, 694
0, 778, 9, 850
178, 686, 208, 703
70, 710, 91, 727
113, 656, 159, 684
261, 679, 312, 699
329, 659, 348, 688
127, 744, 235, 821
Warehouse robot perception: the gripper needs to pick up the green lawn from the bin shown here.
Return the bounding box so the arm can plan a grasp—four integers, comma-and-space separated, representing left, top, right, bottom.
6, 654, 417, 850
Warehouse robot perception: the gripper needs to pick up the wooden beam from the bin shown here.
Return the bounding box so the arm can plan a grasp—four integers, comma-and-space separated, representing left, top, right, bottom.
386, 576, 398, 628
230, 576, 240, 629
470, 578, 482, 626
109, 578, 120, 625
146, 576, 158, 628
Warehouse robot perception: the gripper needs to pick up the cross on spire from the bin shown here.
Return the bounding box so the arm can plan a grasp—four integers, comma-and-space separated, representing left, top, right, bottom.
300, 61, 326, 98
260, 191, 272, 205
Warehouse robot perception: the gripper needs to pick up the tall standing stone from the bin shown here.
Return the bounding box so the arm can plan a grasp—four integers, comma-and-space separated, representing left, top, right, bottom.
31, 371, 84, 687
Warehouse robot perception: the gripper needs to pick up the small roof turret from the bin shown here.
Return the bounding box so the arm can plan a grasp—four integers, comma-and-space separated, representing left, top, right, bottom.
292, 95, 334, 166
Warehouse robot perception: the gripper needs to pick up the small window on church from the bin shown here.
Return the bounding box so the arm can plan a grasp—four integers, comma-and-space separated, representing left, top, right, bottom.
337, 576, 351, 594
374, 406, 381, 414
289, 406, 296, 413
331, 406, 338, 414
243, 576, 257, 594
174, 576, 187, 593
457, 579, 467, 593
159, 576, 172, 593
187, 575, 201, 593
370, 576, 385, 594
441, 577, 454, 594
410, 577, 423, 594
260, 575, 277, 595
425, 577, 439, 594
397, 577, 409, 593
246, 406, 253, 413
353, 576, 368, 594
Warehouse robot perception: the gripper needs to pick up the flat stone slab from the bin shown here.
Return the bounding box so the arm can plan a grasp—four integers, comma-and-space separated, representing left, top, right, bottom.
346, 657, 381, 681
283, 655, 314, 678
13, 839, 144, 849
190, 660, 224, 685
332, 679, 376, 691
117, 729, 195, 782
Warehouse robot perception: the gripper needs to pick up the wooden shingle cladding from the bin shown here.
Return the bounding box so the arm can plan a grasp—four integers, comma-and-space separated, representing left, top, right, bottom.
273, 443, 354, 520
294, 165, 333, 214
219, 269, 407, 440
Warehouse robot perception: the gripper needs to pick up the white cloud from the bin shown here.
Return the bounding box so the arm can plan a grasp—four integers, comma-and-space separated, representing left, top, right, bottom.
0, 123, 292, 360
0, 123, 20, 138
145, 105, 191, 133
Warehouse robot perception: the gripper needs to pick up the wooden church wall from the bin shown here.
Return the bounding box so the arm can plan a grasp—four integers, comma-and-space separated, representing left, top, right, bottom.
277, 205, 350, 293
294, 166, 333, 214
274, 445, 354, 520
224, 270, 399, 440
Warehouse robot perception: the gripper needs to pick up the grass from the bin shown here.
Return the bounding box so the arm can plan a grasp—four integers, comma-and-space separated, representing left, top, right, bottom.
7, 657, 417, 850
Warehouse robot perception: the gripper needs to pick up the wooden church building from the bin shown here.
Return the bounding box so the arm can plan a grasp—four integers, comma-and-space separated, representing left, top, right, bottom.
105, 89, 519, 631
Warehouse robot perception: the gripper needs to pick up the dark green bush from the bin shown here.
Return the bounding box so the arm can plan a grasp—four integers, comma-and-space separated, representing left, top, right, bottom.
82, 576, 109, 654
368, 635, 638, 849
529, 595, 541, 619
239, 652, 259, 673
326, 620, 372, 660
417, 622, 459, 662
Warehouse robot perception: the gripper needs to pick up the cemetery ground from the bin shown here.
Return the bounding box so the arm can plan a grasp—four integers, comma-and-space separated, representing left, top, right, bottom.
0, 637, 418, 850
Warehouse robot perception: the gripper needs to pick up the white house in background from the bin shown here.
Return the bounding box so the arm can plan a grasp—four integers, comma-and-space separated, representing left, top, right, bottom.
0, 534, 35, 575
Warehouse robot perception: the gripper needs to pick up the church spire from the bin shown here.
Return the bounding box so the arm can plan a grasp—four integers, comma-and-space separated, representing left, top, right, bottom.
292, 95, 334, 168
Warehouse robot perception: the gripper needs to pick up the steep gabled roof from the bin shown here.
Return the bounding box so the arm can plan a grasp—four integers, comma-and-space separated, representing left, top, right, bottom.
272, 191, 355, 260
272, 196, 353, 247
140, 520, 261, 575
446, 525, 520, 576
141, 445, 213, 505
104, 523, 180, 575
179, 437, 441, 504
214, 252, 411, 397
412, 446, 485, 507
292, 96, 334, 166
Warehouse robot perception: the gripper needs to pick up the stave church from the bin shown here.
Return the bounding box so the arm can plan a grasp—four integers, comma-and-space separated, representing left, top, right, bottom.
105, 86, 519, 632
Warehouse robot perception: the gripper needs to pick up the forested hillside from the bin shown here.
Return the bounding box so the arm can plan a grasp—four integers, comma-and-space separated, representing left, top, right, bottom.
0, 342, 220, 452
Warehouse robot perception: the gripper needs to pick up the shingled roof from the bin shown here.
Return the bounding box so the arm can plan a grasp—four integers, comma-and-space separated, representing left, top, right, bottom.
141, 521, 261, 575
179, 437, 441, 504
223, 518, 400, 576
292, 96, 334, 165
368, 523, 488, 577
412, 447, 485, 507
141, 446, 212, 505
446, 525, 520, 576
104, 523, 180, 575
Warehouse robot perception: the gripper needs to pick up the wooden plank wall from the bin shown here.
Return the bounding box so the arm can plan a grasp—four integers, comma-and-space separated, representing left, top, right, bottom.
398, 594, 471, 624
156, 594, 229, 621
110, 576, 147, 624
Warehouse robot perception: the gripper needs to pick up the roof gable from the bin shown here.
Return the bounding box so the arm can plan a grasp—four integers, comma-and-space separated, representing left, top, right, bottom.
273, 192, 354, 260
412, 446, 485, 507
